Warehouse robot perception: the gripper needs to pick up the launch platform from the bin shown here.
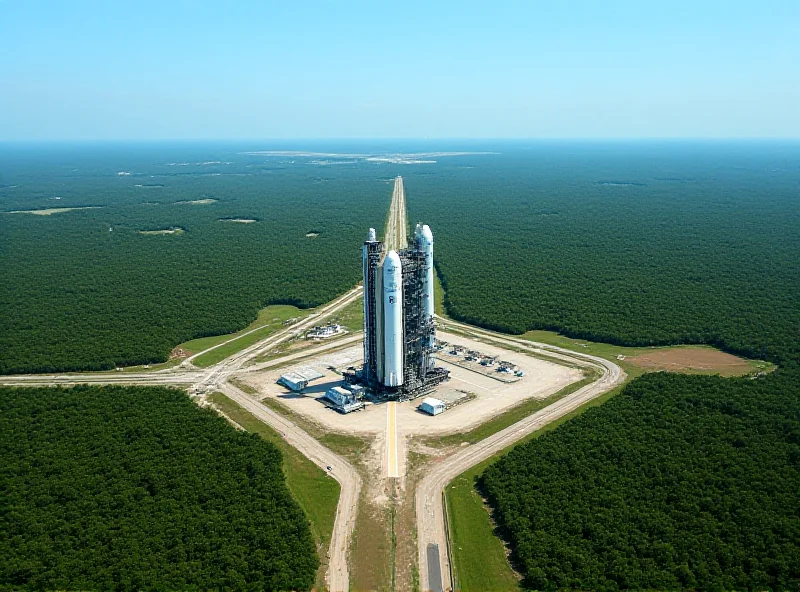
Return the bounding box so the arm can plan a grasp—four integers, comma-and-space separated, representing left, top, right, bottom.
349, 223, 449, 400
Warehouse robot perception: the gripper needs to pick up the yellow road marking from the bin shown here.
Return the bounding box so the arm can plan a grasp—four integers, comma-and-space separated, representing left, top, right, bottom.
386, 401, 399, 478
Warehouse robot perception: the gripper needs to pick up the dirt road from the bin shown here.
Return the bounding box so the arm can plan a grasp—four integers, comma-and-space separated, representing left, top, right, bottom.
0, 371, 204, 387
416, 318, 626, 592
386, 401, 400, 478
384, 176, 408, 251
221, 383, 360, 592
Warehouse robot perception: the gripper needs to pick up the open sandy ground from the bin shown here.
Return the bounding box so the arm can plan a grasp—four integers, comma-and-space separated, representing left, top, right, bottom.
626, 346, 754, 376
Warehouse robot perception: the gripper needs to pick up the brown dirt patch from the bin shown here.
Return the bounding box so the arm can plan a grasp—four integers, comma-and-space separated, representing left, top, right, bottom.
169, 347, 191, 360
626, 347, 753, 376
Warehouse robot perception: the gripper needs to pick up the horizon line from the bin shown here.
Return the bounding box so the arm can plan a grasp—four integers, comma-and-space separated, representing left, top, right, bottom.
2, 137, 800, 144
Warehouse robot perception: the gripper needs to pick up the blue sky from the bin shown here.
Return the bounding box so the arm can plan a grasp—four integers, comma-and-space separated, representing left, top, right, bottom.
1, 1, 798, 140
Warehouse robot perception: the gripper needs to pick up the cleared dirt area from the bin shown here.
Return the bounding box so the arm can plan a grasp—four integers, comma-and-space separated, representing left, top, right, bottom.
7, 206, 102, 215
175, 198, 217, 205
626, 346, 755, 376
138, 227, 185, 235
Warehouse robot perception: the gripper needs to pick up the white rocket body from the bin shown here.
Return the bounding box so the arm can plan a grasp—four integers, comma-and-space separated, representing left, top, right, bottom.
419, 225, 434, 319
382, 250, 404, 387
416, 223, 435, 349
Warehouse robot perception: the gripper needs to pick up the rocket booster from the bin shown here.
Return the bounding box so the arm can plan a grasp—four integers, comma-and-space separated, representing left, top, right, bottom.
383, 250, 404, 387
416, 223, 435, 349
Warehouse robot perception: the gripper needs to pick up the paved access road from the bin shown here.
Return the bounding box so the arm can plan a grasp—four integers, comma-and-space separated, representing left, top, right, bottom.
416, 317, 626, 592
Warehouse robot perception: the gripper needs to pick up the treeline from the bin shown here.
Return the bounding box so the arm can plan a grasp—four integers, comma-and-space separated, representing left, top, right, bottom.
479, 370, 800, 591
0, 149, 389, 374
0, 385, 318, 591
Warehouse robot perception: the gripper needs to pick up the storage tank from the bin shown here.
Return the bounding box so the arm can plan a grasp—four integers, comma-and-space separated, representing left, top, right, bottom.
383, 250, 404, 387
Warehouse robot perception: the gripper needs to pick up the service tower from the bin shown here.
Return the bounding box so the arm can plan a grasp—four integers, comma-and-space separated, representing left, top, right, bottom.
359, 222, 449, 399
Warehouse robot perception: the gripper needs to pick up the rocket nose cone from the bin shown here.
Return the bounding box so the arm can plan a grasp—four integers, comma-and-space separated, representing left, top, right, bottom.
421, 224, 433, 243
384, 250, 401, 267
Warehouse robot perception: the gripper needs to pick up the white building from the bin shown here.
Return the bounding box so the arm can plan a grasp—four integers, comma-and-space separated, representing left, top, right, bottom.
323, 385, 364, 413
277, 367, 325, 392
418, 397, 445, 416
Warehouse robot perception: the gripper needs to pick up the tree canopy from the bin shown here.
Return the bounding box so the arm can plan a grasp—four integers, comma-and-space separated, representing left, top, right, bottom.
479, 370, 800, 591
0, 385, 318, 591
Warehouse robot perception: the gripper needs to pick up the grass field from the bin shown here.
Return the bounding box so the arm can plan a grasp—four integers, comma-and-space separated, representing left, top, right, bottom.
207, 393, 340, 591
434, 271, 448, 318
186, 304, 314, 367
445, 375, 638, 591
324, 295, 364, 333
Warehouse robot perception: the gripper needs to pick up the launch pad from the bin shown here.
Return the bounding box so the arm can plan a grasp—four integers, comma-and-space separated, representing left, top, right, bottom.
242, 330, 582, 437
352, 222, 449, 401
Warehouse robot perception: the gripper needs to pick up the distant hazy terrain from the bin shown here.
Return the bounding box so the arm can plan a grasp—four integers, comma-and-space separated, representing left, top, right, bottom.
2, 141, 797, 374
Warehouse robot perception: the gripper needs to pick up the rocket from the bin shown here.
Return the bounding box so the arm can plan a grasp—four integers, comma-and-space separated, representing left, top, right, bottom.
382, 250, 404, 387
362, 222, 438, 393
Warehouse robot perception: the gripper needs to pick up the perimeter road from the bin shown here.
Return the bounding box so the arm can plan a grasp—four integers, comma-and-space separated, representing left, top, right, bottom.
416, 317, 626, 592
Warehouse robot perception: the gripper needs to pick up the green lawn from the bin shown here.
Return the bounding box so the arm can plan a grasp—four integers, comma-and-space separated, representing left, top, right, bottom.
187, 304, 314, 367
324, 295, 364, 333
208, 393, 340, 590
447, 464, 520, 592
434, 270, 448, 318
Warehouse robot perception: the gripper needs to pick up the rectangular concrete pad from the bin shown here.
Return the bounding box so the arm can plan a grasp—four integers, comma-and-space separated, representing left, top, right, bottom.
427, 543, 444, 592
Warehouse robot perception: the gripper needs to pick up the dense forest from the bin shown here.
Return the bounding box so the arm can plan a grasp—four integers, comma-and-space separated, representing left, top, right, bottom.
0, 144, 388, 373
2, 142, 798, 373
0, 385, 318, 591
407, 143, 800, 366
479, 370, 800, 591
